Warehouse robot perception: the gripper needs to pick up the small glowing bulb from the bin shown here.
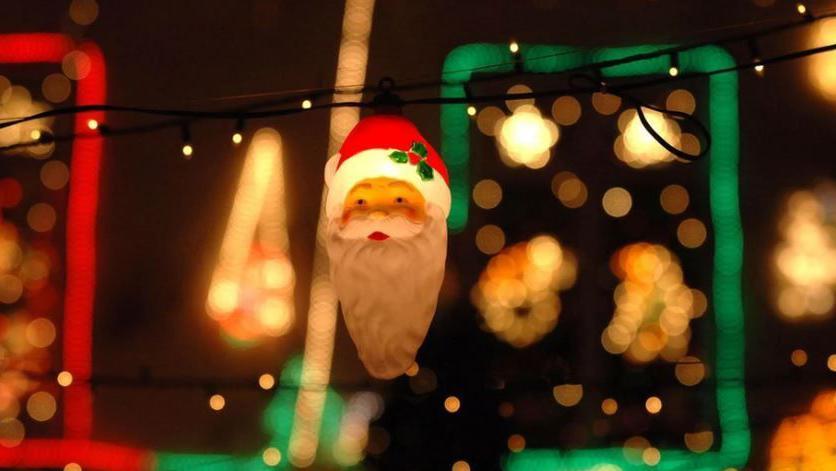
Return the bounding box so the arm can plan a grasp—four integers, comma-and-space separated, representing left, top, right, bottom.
258, 373, 275, 390
754, 64, 765, 74
668, 66, 679, 77
796, 3, 807, 14
87, 119, 99, 130
182, 144, 193, 158
467, 105, 477, 116
509, 41, 519, 53
57, 371, 73, 387
302, 99, 312, 109
209, 394, 225, 411
30, 129, 42, 141
232, 132, 243, 144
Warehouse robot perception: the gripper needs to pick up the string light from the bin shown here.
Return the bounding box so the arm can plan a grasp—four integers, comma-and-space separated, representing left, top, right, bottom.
86, 118, 98, 130
302, 99, 312, 109
208, 393, 225, 411
180, 125, 193, 158
509, 40, 520, 53
57, 371, 73, 387
797, 3, 807, 15
466, 105, 477, 116
668, 53, 680, 77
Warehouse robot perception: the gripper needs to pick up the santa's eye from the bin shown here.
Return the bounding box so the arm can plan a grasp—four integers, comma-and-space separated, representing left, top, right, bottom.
395, 197, 406, 204
355, 199, 366, 206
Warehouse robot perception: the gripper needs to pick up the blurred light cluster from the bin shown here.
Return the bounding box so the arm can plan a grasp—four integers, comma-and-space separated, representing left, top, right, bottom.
207, 128, 295, 345
0, 78, 55, 158
602, 243, 707, 363
475, 85, 560, 169
291, 0, 375, 466
0, 219, 60, 445
472, 235, 577, 347
613, 89, 700, 168
808, 18, 836, 101
332, 391, 384, 466
770, 390, 836, 470
773, 184, 836, 320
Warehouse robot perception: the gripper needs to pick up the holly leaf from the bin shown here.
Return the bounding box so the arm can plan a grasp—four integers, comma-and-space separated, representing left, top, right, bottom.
410, 141, 428, 159
389, 150, 409, 163
417, 161, 434, 181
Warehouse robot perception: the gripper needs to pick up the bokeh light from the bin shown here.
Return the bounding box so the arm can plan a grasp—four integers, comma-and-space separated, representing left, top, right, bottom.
505, 84, 534, 111
808, 18, 836, 101
602, 243, 701, 364
61, 51, 92, 81
475, 224, 506, 255
41, 74, 71, 103
769, 390, 836, 470
773, 183, 836, 320
791, 348, 808, 367
444, 396, 461, 413
496, 104, 559, 168
472, 179, 503, 209
684, 430, 714, 453
615, 108, 682, 168
553, 384, 583, 407
508, 434, 526, 452
40, 161, 70, 190
675, 356, 706, 386
551, 171, 588, 209
677, 218, 708, 249
645, 396, 663, 414
472, 235, 577, 347
262, 447, 281, 466
69, 0, 99, 25
660, 184, 690, 215
551, 96, 582, 126
602, 187, 632, 218
26, 391, 56, 422
258, 373, 275, 390
591, 92, 621, 115
666, 89, 696, 115
208, 394, 225, 411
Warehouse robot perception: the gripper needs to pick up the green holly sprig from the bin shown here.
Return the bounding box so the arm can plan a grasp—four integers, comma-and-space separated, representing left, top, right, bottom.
388, 141, 434, 181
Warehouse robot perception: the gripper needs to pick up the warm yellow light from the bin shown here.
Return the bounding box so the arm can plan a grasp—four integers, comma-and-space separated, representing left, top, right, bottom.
754, 64, 765, 74
645, 396, 662, 414
551, 171, 588, 208
57, 371, 73, 387
617, 108, 680, 167
642, 447, 661, 466
791, 348, 808, 367
302, 99, 312, 109
25, 317, 56, 348
290, 0, 375, 464
675, 356, 706, 386
475, 224, 505, 255
601, 398, 618, 415
466, 106, 477, 116
507, 434, 526, 452
509, 41, 519, 53
405, 362, 419, 377
86, 119, 98, 130
182, 144, 193, 157
263, 447, 282, 466
452, 460, 471, 471
259, 373, 276, 390
30, 129, 42, 141
64, 463, 82, 471
553, 384, 583, 407
551, 95, 582, 126
684, 430, 714, 453
797, 3, 807, 14
26, 391, 57, 422
602, 187, 632, 218
232, 132, 243, 144
472, 179, 503, 209
677, 218, 708, 248
444, 396, 461, 413
828, 354, 836, 371
497, 105, 559, 167
668, 66, 679, 77
209, 394, 226, 411
660, 184, 690, 215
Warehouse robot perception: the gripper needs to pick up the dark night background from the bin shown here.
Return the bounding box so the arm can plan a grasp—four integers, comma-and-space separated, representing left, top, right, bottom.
1, 1, 835, 470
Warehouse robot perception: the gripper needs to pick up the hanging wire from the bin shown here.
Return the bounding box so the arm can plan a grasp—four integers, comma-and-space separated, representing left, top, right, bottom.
0, 8, 834, 157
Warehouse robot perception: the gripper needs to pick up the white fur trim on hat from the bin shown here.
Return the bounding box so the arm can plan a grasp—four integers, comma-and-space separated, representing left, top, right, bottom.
324, 148, 451, 220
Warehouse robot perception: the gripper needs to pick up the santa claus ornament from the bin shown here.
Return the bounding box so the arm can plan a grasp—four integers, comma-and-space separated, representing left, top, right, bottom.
324, 114, 450, 379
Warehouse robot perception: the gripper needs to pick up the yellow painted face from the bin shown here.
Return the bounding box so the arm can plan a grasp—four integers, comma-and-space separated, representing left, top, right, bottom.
342, 177, 427, 226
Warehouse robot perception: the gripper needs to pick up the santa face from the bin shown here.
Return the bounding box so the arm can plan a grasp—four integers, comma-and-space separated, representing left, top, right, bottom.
326, 178, 447, 379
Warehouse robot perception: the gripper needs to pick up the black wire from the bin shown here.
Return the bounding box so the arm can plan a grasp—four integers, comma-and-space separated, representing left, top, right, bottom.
1, 11, 835, 158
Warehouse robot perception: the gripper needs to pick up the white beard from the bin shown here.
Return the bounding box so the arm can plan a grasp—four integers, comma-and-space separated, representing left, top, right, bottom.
326, 205, 447, 379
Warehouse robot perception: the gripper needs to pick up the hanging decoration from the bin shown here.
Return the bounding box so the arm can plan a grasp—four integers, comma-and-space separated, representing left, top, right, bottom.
324, 114, 450, 379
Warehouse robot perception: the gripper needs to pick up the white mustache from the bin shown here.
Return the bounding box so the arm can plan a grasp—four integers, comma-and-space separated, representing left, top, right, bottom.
339, 215, 424, 239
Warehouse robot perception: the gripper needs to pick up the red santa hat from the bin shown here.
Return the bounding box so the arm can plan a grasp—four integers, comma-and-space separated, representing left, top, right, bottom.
324, 114, 451, 220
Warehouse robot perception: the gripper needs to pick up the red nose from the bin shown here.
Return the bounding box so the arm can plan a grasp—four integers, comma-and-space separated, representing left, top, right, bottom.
368, 231, 390, 241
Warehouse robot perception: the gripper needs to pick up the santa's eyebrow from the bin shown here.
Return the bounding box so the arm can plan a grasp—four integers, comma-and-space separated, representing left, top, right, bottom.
386, 181, 412, 189
352, 182, 373, 189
